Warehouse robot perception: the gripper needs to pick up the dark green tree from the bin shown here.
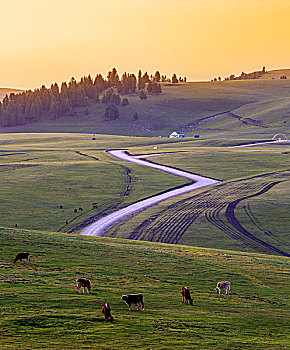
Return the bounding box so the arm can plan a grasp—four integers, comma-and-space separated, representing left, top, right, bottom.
154, 71, 161, 82
104, 103, 119, 121
139, 90, 147, 99
133, 112, 138, 121
121, 98, 129, 106
172, 74, 178, 83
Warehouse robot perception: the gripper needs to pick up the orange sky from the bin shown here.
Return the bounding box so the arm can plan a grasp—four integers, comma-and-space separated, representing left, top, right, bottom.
1, 0, 290, 89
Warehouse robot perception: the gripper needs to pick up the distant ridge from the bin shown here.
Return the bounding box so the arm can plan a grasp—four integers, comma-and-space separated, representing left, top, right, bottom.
260, 69, 290, 80
221, 68, 290, 82
0, 88, 24, 101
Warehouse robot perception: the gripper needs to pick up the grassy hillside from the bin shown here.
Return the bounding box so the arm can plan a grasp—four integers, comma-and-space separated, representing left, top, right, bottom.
1, 78, 289, 138
260, 69, 290, 80
0, 227, 289, 349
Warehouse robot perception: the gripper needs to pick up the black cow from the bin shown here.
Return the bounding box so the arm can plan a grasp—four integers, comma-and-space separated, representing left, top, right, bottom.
121, 294, 144, 311
181, 287, 193, 305
101, 303, 113, 322
14, 252, 30, 264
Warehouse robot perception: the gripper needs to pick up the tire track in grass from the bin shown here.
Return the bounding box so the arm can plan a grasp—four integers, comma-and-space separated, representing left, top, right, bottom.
243, 203, 284, 244
132, 171, 289, 256
225, 181, 290, 257
205, 204, 270, 254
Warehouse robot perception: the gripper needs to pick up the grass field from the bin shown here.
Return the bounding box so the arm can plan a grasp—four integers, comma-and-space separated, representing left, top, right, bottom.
105, 143, 290, 256
0, 134, 289, 257
0, 77, 289, 348
0, 227, 289, 349
0, 134, 188, 232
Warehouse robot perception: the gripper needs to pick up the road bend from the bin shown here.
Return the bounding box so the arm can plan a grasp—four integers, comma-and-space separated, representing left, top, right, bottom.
80, 150, 220, 237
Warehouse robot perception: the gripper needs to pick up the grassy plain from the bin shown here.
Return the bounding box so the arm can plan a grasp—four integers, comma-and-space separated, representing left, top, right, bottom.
104, 144, 290, 256
0, 133, 289, 257
0, 227, 289, 349
0, 133, 188, 232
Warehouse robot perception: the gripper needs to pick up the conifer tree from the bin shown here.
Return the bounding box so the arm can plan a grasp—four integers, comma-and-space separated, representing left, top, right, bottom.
139, 90, 147, 100
154, 71, 161, 82
121, 98, 129, 106
104, 103, 119, 121
172, 74, 178, 83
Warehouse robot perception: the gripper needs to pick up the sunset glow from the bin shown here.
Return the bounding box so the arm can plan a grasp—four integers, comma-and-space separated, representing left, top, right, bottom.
1, 0, 290, 89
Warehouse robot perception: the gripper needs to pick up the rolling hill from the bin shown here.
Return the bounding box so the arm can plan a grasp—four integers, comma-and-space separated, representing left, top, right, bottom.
259, 68, 290, 80
1, 71, 289, 139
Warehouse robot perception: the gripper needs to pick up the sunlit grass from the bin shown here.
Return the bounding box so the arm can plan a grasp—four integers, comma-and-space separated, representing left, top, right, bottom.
0, 227, 289, 349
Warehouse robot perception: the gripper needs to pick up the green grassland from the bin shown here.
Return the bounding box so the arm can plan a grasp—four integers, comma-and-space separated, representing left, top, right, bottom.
0, 134, 188, 232
0, 227, 289, 349
0, 77, 289, 349
1, 78, 289, 138
0, 133, 289, 257
104, 144, 290, 256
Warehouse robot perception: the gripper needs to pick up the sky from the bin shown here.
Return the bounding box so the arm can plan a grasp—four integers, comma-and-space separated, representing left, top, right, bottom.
1, 0, 290, 89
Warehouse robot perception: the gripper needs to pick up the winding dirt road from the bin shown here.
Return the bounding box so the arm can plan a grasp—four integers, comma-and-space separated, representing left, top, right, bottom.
80, 150, 220, 236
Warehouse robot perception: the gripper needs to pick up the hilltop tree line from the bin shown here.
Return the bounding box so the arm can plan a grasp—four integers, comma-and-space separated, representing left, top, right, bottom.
0, 69, 186, 127
212, 67, 267, 82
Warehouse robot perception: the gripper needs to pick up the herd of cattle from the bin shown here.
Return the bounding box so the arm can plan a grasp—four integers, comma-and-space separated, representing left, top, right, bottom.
14, 252, 231, 323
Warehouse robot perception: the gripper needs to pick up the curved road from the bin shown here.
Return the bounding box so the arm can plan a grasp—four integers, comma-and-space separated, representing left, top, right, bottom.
80, 150, 220, 236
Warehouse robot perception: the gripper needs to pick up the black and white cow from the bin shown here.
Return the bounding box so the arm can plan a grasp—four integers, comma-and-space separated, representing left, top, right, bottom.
181, 287, 193, 305
215, 281, 231, 295
76, 278, 91, 294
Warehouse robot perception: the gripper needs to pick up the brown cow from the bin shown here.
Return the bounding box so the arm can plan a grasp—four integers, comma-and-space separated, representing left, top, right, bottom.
215, 281, 230, 295
76, 278, 91, 294
181, 287, 193, 305
14, 252, 30, 264
101, 303, 113, 323
122, 294, 144, 311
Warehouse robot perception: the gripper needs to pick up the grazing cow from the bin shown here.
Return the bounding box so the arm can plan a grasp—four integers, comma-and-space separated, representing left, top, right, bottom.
76, 278, 91, 294
14, 252, 30, 264
215, 281, 231, 295
101, 303, 113, 323
121, 294, 144, 311
181, 287, 193, 305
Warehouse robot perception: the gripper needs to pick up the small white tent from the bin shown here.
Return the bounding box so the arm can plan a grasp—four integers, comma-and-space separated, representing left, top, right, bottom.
169, 131, 179, 138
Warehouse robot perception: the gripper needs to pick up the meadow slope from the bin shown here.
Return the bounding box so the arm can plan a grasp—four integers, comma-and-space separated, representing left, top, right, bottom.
0, 227, 289, 349
1, 78, 289, 137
